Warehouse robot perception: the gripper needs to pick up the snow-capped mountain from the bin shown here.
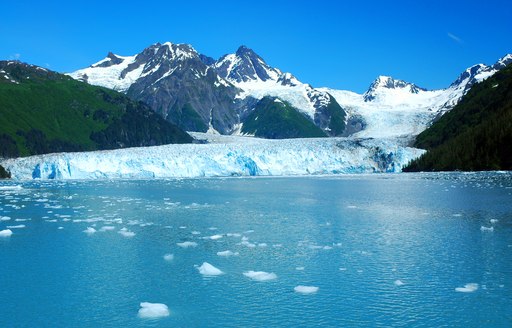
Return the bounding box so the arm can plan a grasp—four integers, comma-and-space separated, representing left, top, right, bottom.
363, 76, 426, 102
70, 43, 347, 137
213, 46, 347, 136
70, 42, 511, 141
70, 42, 241, 134
322, 54, 512, 139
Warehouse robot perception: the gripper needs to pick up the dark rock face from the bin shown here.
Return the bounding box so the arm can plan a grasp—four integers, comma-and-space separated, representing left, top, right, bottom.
121, 43, 241, 134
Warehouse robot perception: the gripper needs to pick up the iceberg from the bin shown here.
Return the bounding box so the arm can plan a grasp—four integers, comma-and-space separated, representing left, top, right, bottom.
197, 262, 224, 276
294, 285, 319, 294
137, 302, 170, 319
0, 134, 424, 180
0, 229, 13, 237
243, 271, 277, 281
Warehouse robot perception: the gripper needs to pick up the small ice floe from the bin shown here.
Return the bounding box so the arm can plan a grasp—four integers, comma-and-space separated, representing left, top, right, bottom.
480, 226, 494, 232
394, 280, 405, 286
197, 262, 224, 276
58, 227, 64, 230
243, 271, 277, 281
83, 227, 97, 235
226, 233, 241, 238
177, 241, 197, 248
294, 285, 319, 294
0, 216, 11, 221
100, 226, 116, 232
296, 267, 305, 271
455, 283, 479, 293
163, 254, 174, 261
191, 231, 201, 235
217, 250, 239, 257
339, 268, 347, 271
347, 205, 357, 209
490, 219, 499, 224
138, 302, 170, 319
118, 228, 135, 238
0, 229, 13, 237
453, 214, 463, 217
6, 225, 25, 229
258, 243, 268, 248
207, 234, 223, 240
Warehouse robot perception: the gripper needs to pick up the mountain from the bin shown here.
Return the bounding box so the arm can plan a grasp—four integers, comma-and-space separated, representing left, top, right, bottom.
70, 42, 241, 134
69, 43, 510, 141
70, 43, 347, 137
403, 62, 512, 171
0, 61, 192, 159
322, 54, 512, 139
214, 46, 347, 136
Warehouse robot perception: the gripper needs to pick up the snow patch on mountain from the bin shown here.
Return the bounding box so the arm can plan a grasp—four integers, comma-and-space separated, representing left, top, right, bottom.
1, 134, 424, 180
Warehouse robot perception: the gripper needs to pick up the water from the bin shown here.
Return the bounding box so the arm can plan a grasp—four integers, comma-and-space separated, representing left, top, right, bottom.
1, 173, 511, 327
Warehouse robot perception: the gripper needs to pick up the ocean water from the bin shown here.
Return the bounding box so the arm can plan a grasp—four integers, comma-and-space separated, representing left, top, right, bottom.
1, 173, 511, 327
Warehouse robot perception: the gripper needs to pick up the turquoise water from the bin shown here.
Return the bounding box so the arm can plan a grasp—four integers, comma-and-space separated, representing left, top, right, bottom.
1, 173, 511, 327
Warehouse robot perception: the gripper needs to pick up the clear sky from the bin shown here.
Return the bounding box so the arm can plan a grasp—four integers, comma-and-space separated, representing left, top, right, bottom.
2, 0, 511, 93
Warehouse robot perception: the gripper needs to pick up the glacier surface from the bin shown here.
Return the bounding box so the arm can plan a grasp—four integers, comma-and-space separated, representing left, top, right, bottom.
0, 134, 424, 180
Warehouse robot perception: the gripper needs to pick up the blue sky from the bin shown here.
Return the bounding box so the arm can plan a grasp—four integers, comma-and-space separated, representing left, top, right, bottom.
2, 0, 511, 92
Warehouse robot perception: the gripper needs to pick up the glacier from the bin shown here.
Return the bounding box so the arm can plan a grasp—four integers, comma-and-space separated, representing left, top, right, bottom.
0, 134, 424, 180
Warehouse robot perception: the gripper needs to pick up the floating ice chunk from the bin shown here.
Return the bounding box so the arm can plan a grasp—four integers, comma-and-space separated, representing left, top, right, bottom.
118, 228, 135, 237
296, 266, 305, 271
6, 225, 25, 229
294, 285, 319, 294
347, 205, 357, 209
138, 302, 170, 319
339, 268, 347, 271
163, 254, 174, 261
0, 229, 13, 237
490, 219, 499, 224
217, 250, 239, 257
226, 233, 241, 237
208, 234, 223, 240
58, 227, 64, 230
394, 280, 405, 286
197, 262, 224, 276
480, 226, 494, 232
83, 227, 96, 235
455, 283, 479, 293
191, 231, 201, 235
100, 226, 116, 232
177, 241, 197, 248
0, 216, 11, 221
258, 243, 268, 247
243, 271, 277, 281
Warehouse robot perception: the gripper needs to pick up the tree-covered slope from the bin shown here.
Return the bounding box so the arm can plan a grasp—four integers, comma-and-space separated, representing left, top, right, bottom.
241, 97, 327, 139
404, 63, 512, 172
0, 61, 192, 158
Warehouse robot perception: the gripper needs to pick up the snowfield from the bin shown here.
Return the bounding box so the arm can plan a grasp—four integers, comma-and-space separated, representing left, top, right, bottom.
0, 134, 424, 180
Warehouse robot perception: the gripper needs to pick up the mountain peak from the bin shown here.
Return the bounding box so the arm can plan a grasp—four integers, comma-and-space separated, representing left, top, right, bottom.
236, 45, 255, 56
214, 46, 281, 83
363, 76, 425, 102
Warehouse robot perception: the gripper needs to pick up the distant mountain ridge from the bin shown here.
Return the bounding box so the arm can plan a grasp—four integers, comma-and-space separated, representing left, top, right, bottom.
69, 43, 511, 140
